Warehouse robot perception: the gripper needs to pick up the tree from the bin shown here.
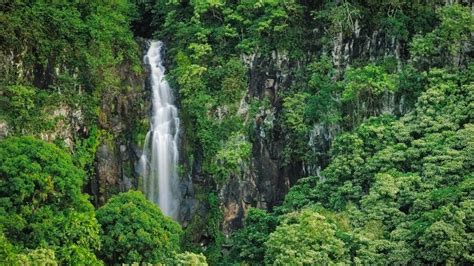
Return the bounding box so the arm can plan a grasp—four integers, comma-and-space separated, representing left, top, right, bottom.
341, 64, 397, 127
0, 136, 101, 264
96, 190, 182, 264
279, 65, 473, 264
411, 4, 473, 69
231, 208, 278, 264
265, 209, 348, 265
173, 252, 208, 265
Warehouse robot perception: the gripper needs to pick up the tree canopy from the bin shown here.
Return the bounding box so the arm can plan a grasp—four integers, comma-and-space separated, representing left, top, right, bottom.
0, 136, 101, 264
96, 190, 182, 264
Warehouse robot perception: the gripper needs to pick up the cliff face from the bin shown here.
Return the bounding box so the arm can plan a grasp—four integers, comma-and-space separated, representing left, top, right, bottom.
0, 21, 432, 235
214, 22, 412, 234
84, 28, 405, 222
0, 37, 149, 207
91, 41, 151, 206
92, 78, 147, 206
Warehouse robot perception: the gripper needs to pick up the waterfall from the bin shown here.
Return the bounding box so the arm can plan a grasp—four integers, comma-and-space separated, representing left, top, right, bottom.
139, 41, 180, 219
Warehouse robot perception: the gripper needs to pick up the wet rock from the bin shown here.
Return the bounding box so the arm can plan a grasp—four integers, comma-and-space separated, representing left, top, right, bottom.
0, 122, 8, 139
95, 142, 120, 205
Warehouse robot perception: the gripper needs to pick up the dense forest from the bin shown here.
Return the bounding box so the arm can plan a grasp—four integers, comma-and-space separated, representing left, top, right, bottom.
0, 0, 473, 265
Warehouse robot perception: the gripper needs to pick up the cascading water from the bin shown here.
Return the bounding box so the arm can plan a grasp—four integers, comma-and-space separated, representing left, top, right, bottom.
139, 41, 180, 219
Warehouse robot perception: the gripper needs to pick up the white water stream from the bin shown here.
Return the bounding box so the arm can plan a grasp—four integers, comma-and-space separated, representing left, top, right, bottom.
139, 41, 180, 219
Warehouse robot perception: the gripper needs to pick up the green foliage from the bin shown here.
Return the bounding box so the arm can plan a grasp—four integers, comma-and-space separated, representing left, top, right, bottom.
73, 126, 102, 177
0, 136, 83, 210
96, 190, 182, 264
279, 67, 473, 263
154, 0, 305, 56
0, 136, 100, 264
396, 64, 427, 109
0, 1, 140, 130
281, 92, 311, 164
283, 92, 310, 136
172, 251, 208, 266
0, 85, 61, 134
1, 231, 60, 265
265, 209, 348, 265
313, 1, 360, 36
284, 115, 397, 210
58, 244, 103, 266
229, 0, 304, 54
0, 1, 139, 88
305, 56, 341, 124
211, 133, 251, 183
342, 64, 397, 102
202, 193, 224, 264
281, 56, 340, 166
411, 4, 473, 69
245, 7, 473, 261
0, 231, 23, 265
181, 192, 224, 265
1, 85, 36, 126
230, 208, 278, 264
1, 1, 470, 265
140, 1, 473, 262
169, 40, 249, 186
339, 64, 398, 127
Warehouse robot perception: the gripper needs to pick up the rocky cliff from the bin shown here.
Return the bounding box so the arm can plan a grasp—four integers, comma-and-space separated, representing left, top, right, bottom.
214, 21, 413, 233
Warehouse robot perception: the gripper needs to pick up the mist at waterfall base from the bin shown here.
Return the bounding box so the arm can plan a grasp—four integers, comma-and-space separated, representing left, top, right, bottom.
138, 41, 180, 220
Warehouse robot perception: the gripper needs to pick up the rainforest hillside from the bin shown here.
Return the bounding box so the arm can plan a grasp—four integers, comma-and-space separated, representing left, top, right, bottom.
0, 0, 473, 265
